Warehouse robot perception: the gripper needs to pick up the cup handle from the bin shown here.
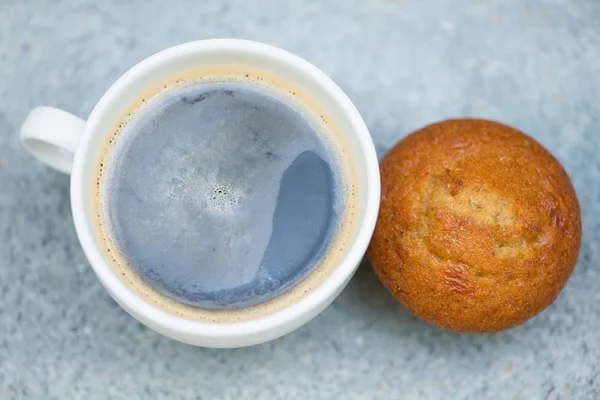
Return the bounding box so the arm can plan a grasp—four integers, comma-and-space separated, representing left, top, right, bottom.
20, 106, 87, 175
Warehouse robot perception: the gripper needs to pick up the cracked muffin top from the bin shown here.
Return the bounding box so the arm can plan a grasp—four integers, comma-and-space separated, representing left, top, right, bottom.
368, 119, 581, 333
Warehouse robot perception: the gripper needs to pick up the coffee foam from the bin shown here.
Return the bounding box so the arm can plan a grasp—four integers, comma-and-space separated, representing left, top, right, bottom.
93, 67, 358, 323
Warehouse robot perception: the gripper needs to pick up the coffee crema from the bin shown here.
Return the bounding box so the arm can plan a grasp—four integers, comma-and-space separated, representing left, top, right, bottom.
93, 68, 357, 322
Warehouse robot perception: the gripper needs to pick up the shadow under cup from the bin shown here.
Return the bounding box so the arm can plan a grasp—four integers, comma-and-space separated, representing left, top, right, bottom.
71, 40, 379, 347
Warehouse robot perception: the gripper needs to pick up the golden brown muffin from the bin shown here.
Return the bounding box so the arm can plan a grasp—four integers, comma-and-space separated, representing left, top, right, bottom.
368, 119, 581, 333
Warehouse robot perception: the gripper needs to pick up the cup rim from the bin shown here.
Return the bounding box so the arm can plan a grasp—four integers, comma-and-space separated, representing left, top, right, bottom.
71, 39, 380, 340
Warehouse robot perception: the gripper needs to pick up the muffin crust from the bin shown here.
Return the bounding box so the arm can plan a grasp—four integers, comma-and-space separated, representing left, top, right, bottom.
368, 119, 581, 333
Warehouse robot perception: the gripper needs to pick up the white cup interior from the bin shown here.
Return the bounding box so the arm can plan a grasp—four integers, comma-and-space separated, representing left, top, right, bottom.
71, 40, 380, 347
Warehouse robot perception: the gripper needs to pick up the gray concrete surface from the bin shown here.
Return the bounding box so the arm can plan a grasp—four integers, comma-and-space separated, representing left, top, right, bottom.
1, 0, 600, 398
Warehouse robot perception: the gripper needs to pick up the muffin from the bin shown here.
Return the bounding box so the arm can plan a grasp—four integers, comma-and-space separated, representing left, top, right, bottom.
368, 119, 581, 333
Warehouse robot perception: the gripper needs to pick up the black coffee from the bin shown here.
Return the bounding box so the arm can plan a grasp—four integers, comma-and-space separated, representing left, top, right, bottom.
100, 81, 347, 310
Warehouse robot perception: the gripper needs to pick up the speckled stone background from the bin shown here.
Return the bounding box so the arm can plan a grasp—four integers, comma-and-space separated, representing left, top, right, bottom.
1, 0, 599, 399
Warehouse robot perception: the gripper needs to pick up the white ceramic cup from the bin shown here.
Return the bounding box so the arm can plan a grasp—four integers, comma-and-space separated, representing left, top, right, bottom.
20, 39, 380, 348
